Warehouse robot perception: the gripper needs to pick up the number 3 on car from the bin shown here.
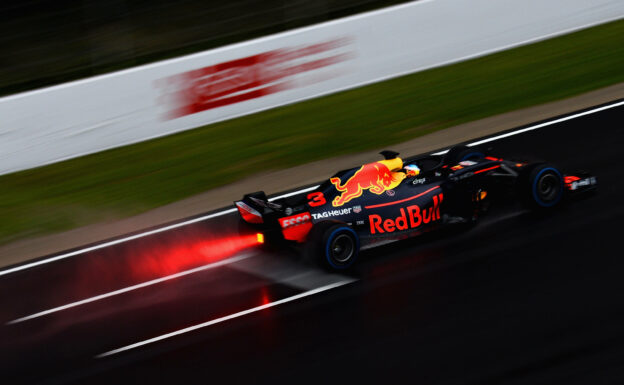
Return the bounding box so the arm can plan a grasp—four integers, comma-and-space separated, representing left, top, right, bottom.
307, 192, 326, 207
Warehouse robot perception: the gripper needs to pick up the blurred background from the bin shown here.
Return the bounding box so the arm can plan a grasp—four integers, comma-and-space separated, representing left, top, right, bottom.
0, 0, 622, 255
0, 0, 408, 96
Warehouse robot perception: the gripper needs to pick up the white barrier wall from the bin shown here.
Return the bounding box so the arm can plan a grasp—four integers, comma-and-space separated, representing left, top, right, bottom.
1, 0, 623, 175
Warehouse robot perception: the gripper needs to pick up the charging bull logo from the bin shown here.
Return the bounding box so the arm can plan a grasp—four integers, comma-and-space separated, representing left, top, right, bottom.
330, 161, 404, 207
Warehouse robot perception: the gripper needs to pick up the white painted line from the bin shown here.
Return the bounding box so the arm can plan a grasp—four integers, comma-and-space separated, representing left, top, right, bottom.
96, 279, 354, 358
6, 253, 254, 325
466, 100, 624, 146
268, 185, 319, 201
0, 186, 319, 277
431, 99, 624, 155
2, 98, 622, 278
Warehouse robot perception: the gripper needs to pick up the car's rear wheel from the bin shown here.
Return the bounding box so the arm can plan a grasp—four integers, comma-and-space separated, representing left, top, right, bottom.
519, 163, 564, 209
306, 222, 360, 270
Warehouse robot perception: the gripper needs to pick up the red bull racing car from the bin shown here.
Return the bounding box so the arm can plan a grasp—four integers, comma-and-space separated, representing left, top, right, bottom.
236, 146, 596, 270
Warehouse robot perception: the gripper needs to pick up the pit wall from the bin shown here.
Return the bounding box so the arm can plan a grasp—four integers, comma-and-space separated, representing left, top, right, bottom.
1, 0, 622, 175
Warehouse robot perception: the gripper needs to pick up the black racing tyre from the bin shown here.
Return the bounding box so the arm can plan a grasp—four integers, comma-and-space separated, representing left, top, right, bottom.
306, 222, 360, 270
519, 163, 564, 209
443, 145, 485, 165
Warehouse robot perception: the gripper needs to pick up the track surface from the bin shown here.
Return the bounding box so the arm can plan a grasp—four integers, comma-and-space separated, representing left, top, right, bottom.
1, 102, 623, 384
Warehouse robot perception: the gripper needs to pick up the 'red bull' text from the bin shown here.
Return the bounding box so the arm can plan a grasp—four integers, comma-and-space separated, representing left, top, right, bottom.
369, 194, 443, 234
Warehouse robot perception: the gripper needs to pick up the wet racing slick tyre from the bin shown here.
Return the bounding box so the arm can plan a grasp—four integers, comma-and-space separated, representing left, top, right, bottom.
306, 221, 360, 270
443, 145, 485, 165
519, 163, 564, 209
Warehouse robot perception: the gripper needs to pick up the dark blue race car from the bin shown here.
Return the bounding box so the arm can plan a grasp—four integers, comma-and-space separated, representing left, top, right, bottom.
236, 145, 596, 270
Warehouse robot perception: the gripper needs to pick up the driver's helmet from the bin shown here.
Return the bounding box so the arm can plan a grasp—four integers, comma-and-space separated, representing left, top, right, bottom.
405, 164, 421, 177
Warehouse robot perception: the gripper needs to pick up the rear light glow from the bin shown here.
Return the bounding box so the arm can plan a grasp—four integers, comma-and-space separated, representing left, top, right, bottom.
257, 233, 264, 244
128, 234, 259, 280
57, 231, 261, 306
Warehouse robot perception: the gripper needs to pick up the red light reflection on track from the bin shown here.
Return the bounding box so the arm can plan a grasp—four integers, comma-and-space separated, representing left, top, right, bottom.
12, 231, 262, 319
130, 234, 259, 281
260, 287, 271, 306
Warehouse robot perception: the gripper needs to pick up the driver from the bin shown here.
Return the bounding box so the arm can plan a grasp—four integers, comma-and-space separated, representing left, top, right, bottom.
404, 164, 421, 178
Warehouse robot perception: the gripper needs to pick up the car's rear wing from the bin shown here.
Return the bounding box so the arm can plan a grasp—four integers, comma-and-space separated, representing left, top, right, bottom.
235, 191, 283, 224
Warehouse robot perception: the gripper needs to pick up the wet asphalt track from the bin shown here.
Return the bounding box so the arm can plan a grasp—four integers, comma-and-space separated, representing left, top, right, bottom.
1, 101, 623, 384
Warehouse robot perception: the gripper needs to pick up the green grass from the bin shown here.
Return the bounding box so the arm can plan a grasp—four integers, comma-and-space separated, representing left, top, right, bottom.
1, 19, 623, 245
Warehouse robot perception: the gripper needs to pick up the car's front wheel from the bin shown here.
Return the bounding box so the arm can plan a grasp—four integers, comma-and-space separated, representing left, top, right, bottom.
519, 163, 564, 209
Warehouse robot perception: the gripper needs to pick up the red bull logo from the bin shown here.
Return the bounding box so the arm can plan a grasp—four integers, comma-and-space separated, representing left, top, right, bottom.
369, 194, 443, 234
330, 160, 404, 207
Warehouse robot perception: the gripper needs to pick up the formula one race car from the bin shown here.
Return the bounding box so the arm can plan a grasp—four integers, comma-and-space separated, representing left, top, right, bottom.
236, 146, 596, 270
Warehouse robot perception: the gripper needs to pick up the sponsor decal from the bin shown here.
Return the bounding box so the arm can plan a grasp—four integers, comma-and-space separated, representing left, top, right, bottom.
311, 208, 352, 220
161, 38, 353, 118
356, 220, 365, 225
412, 177, 426, 185
279, 212, 313, 243
369, 194, 443, 234
386, 189, 395, 196
451, 165, 463, 171
330, 160, 403, 207
279, 213, 311, 228
566, 176, 596, 190
459, 160, 477, 166
353, 205, 362, 214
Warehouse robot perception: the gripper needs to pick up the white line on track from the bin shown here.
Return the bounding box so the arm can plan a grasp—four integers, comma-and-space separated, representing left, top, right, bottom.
6, 252, 254, 325
431, 100, 624, 155
467, 100, 624, 146
96, 279, 354, 358
1, 99, 623, 278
